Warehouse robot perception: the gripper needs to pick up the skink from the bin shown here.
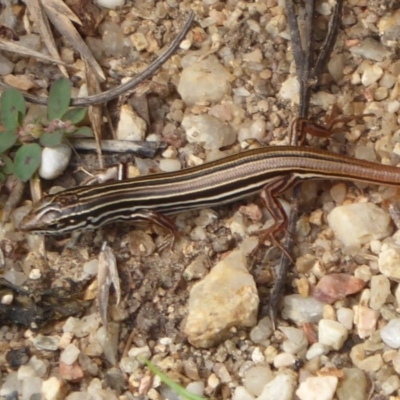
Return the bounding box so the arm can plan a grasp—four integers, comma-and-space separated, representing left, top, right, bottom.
19, 146, 400, 242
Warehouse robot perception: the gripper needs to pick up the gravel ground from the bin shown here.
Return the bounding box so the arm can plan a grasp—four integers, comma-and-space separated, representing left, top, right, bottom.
1, 0, 400, 399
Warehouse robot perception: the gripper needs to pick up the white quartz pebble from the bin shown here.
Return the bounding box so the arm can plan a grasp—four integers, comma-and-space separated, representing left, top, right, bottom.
327, 203, 391, 247
116, 104, 146, 141
381, 319, 400, 349
318, 319, 348, 350
39, 144, 72, 179
296, 376, 338, 400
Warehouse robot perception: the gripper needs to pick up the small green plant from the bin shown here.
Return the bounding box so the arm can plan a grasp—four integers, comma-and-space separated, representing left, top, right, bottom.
141, 357, 207, 400
0, 78, 92, 182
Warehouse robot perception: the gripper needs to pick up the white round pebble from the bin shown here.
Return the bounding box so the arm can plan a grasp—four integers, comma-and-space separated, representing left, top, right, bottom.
318, 319, 348, 351
1, 293, 13, 305
29, 268, 41, 280
243, 365, 273, 397
39, 144, 72, 180
381, 319, 400, 349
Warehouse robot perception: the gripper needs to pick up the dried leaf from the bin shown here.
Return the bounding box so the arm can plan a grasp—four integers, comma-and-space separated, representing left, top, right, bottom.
97, 242, 121, 329
42, 0, 105, 81
0, 39, 67, 65
25, 0, 68, 77
42, 0, 82, 25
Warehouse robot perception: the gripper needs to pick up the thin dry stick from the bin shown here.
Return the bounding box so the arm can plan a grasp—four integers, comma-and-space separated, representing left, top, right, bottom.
269, 0, 344, 328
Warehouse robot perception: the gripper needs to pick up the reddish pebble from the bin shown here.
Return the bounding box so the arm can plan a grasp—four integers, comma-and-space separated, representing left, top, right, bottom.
59, 361, 84, 381
313, 273, 366, 304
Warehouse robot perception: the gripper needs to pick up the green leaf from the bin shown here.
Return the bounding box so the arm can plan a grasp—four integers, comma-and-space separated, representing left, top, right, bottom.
1, 88, 26, 130
0, 171, 5, 182
48, 78, 71, 120
0, 154, 14, 175
141, 358, 207, 400
14, 143, 41, 182
69, 126, 93, 137
62, 107, 86, 124
40, 130, 64, 147
0, 130, 18, 152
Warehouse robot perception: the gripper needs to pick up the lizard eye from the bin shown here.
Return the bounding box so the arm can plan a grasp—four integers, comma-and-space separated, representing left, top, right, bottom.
40, 210, 63, 226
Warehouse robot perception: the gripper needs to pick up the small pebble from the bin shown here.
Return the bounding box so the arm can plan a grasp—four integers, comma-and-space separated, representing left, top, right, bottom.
273, 352, 296, 368
382, 375, 400, 395
379, 244, 400, 280
278, 76, 300, 101
243, 365, 273, 397
381, 319, 400, 349
296, 376, 338, 400
33, 335, 60, 351
361, 64, 383, 86
280, 326, 308, 355
39, 144, 72, 180
60, 344, 80, 365
178, 56, 231, 105
327, 203, 392, 247
42, 376, 68, 400
158, 159, 181, 172
349, 38, 389, 61
336, 368, 368, 400
337, 307, 354, 330
182, 114, 236, 150
306, 343, 329, 360
232, 386, 255, 400
184, 245, 259, 348
116, 104, 147, 141
318, 319, 348, 351
282, 294, 324, 325
185, 381, 205, 397
369, 275, 390, 310
95, 0, 125, 8
313, 273, 366, 304
257, 373, 296, 400
353, 305, 379, 339
249, 317, 273, 344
